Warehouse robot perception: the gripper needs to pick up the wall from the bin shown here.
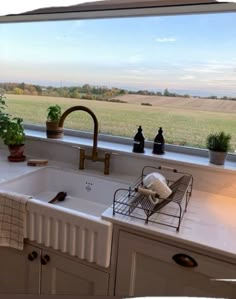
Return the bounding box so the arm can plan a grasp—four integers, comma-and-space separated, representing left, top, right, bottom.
17, 135, 236, 198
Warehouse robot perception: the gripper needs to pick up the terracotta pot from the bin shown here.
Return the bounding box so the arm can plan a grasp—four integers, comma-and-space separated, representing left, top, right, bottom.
46, 121, 63, 139
8, 144, 26, 162
208, 150, 227, 165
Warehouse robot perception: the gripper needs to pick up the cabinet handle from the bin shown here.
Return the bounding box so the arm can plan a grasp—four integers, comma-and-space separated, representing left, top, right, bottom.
172, 253, 198, 268
28, 251, 38, 261
41, 254, 50, 265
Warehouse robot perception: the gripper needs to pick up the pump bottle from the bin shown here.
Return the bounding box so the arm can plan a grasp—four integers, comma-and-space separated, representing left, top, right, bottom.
153, 127, 165, 155
133, 126, 145, 153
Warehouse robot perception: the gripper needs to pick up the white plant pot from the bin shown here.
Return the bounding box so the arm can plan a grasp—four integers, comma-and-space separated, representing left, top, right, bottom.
209, 150, 227, 165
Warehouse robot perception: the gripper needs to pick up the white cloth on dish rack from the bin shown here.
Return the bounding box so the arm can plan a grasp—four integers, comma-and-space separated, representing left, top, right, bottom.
143, 172, 172, 204
0, 190, 30, 250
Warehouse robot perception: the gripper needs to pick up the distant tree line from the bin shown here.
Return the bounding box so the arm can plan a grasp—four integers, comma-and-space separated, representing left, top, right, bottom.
0, 82, 235, 101
0, 82, 127, 101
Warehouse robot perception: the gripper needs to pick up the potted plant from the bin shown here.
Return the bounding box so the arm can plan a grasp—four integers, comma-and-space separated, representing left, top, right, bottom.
206, 131, 231, 165
46, 104, 63, 138
0, 94, 25, 162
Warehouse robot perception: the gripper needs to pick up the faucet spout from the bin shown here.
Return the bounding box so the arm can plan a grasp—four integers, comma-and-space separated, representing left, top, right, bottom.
59, 106, 98, 160
59, 105, 110, 174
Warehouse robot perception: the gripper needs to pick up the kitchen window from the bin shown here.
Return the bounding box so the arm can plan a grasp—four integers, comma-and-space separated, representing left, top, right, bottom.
0, 3, 236, 154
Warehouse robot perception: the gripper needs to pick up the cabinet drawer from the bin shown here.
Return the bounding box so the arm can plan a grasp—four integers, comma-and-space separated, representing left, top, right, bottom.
116, 231, 236, 297
120, 231, 236, 277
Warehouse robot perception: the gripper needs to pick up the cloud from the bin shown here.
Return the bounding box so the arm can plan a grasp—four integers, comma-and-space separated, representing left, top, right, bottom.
56, 35, 66, 40
74, 20, 83, 27
127, 55, 143, 64
184, 61, 233, 74
184, 67, 224, 74
179, 75, 195, 80
127, 69, 143, 74
155, 37, 177, 43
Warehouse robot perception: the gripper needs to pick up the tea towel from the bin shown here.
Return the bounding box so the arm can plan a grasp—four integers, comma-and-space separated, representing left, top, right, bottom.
0, 190, 30, 250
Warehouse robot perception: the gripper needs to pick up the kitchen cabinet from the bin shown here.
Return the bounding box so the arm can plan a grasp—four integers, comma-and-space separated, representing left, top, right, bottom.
0, 244, 40, 294
0, 243, 109, 295
41, 249, 109, 295
115, 231, 236, 297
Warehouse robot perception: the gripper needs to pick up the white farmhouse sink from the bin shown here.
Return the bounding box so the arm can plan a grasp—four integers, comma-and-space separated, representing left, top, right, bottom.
0, 167, 130, 268
1, 167, 128, 216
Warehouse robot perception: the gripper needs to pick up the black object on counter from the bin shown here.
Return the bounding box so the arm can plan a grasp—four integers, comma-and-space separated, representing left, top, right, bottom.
133, 126, 145, 153
153, 127, 165, 155
48, 191, 67, 204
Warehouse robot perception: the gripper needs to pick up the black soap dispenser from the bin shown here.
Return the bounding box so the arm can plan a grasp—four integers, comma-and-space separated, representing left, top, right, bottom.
133, 126, 145, 153
153, 127, 165, 155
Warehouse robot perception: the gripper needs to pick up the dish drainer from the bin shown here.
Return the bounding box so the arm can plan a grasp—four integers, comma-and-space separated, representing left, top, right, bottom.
113, 165, 193, 231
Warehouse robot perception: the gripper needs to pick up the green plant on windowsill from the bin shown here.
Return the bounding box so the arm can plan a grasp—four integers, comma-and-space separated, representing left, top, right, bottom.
0, 94, 26, 161
46, 104, 63, 138
1, 117, 25, 146
206, 131, 231, 165
0, 94, 9, 129
47, 104, 62, 122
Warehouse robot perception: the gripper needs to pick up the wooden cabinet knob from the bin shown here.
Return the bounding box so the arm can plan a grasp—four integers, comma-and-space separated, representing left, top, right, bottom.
28, 251, 38, 261
41, 254, 50, 265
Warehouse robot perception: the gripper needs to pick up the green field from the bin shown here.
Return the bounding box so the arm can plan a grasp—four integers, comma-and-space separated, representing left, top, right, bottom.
5, 94, 236, 151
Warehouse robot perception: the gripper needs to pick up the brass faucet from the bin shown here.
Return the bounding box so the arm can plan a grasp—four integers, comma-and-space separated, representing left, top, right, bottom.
59, 106, 110, 175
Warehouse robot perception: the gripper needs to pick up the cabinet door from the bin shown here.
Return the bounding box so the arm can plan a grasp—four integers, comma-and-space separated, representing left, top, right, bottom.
41, 249, 109, 295
0, 244, 40, 294
115, 231, 236, 297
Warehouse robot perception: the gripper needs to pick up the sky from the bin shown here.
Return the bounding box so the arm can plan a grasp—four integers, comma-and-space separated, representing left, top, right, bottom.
0, 12, 236, 97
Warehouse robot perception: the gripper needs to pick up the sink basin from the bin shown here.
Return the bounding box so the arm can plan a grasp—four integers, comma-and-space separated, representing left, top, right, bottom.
1, 166, 128, 216
0, 167, 130, 267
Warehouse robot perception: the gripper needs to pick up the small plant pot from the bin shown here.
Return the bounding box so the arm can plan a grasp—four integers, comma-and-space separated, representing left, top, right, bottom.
208, 150, 227, 165
46, 121, 63, 139
8, 144, 26, 162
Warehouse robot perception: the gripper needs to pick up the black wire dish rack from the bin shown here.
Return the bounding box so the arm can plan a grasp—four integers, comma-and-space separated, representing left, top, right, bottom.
113, 165, 193, 231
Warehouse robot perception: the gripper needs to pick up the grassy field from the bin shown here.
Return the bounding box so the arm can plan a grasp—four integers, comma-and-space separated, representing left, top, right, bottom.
5, 94, 236, 151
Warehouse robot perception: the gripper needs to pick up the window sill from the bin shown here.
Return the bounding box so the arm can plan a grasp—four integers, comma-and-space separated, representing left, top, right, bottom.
24, 125, 236, 174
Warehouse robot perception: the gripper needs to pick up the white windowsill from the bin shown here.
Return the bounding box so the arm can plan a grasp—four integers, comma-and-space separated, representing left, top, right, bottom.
25, 125, 236, 174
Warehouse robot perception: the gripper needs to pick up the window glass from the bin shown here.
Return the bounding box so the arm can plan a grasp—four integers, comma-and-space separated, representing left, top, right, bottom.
0, 13, 236, 151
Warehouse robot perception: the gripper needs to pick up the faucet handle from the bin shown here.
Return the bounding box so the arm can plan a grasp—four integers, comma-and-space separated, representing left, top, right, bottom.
104, 152, 111, 175
72, 146, 86, 170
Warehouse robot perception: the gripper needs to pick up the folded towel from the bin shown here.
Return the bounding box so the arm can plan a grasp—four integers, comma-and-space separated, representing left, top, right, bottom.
0, 191, 30, 250
143, 172, 172, 204
143, 172, 167, 186
148, 179, 172, 201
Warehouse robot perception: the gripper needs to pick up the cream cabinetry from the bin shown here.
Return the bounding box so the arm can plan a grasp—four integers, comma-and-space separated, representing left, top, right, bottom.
115, 231, 236, 297
0, 243, 109, 295
41, 249, 109, 295
0, 244, 40, 294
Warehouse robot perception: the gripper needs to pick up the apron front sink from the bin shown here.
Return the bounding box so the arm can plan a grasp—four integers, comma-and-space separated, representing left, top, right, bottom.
0, 167, 130, 267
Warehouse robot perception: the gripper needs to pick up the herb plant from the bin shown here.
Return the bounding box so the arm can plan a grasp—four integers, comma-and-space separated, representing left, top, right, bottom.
0, 94, 9, 128
47, 105, 62, 122
206, 131, 231, 152
0, 94, 25, 145
1, 117, 25, 145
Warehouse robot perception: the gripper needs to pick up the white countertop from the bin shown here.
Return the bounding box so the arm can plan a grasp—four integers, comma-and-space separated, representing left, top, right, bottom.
102, 189, 236, 261
0, 150, 236, 261
0, 152, 41, 183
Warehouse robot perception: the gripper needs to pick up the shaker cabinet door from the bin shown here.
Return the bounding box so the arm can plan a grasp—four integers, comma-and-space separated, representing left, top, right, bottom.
41, 249, 109, 296
115, 231, 236, 297
0, 244, 40, 294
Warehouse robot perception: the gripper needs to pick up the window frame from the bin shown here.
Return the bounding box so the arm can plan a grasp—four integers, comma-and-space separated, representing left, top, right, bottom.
1, 1, 236, 163
0, 2, 236, 24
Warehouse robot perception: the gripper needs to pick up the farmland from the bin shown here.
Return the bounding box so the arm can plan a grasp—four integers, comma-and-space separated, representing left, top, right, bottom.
5, 94, 236, 151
